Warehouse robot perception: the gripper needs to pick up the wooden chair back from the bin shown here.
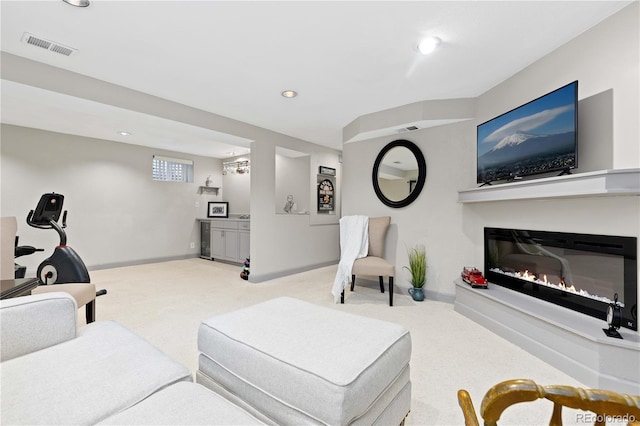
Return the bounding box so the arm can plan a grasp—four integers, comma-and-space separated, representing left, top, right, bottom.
458, 379, 640, 426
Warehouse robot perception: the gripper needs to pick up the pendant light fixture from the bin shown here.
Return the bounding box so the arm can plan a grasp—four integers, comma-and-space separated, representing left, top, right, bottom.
62, 0, 90, 7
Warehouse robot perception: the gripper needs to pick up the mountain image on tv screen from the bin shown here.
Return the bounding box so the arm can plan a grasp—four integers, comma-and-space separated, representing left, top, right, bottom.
477, 81, 577, 184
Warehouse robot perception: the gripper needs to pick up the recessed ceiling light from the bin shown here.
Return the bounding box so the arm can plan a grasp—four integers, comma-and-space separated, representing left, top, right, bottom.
62, 0, 90, 7
281, 90, 298, 98
118, 131, 131, 136
417, 36, 441, 55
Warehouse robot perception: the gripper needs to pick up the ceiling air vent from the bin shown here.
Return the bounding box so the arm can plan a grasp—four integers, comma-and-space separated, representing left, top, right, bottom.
21, 32, 77, 56
396, 125, 420, 133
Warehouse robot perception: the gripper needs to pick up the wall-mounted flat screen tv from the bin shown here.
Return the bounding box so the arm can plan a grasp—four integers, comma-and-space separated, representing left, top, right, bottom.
477, 81, 578, 185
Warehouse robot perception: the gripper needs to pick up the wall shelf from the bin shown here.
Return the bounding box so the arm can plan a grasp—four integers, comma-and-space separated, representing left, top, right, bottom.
199, 186, 219, 195
458, 168, 640, 203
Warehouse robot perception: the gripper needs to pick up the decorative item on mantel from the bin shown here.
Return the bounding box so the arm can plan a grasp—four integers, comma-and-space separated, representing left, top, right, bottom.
404, 244, 426, 301
205, 175, 212, 187
461, 267, 488, 289
603, 293, 623, 339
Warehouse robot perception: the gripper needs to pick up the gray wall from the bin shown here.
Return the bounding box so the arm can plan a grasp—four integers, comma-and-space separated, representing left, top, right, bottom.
1, 124, 221, 273
1, 51, 342, 281
276, 154, 310, 214
1, 122, 341, 278
249, 138, 341, 282
341, 3, 640, 311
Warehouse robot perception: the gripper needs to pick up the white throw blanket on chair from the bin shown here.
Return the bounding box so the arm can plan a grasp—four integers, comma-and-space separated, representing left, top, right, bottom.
331, 215, 369, 303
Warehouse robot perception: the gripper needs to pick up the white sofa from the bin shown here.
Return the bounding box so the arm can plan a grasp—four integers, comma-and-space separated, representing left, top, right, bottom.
0, 292, 264, 425
1, 292, 411, 425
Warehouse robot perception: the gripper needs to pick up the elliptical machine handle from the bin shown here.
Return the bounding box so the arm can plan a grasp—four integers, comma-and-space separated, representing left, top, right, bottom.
49, 218, 67, 247
26, 209, 68, 246
26, 210, 51, 230
15, 245, 44, 258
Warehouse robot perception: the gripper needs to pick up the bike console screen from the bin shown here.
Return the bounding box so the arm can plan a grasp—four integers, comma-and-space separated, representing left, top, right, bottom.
30, 193, 65, 225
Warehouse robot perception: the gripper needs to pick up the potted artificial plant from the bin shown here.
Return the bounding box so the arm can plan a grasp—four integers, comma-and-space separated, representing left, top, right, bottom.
404, 244, 426, 301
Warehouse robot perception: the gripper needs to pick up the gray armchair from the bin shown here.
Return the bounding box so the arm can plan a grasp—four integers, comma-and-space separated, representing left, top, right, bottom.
348, 216, 395, 306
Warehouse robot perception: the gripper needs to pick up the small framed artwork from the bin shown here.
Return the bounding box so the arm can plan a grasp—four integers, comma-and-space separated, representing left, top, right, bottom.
207, 202, 229, 218
319, 166, 336, 176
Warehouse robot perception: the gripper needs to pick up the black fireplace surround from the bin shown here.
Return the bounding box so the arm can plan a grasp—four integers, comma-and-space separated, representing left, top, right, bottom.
484, 227, 637, 331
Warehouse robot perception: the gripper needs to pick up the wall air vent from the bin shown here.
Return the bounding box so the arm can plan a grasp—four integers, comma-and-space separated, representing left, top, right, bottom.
21, 32, 77, 56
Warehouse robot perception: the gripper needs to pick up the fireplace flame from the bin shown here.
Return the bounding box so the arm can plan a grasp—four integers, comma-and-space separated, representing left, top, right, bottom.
489, 267, 624, 307
521, 270, 536, 281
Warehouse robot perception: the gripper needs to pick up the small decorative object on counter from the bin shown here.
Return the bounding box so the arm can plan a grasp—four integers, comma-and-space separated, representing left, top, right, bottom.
284, 195, 294, 213
240, 258, 250, 280
461, 267, 488, 288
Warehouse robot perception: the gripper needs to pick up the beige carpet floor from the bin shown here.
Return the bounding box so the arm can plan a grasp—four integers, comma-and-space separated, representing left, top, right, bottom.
85, 258, 591, 425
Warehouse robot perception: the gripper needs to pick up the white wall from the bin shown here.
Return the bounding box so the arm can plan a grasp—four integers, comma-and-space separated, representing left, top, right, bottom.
249, 137, 341, 282
1, 53, 342, 282
275, 154, 310, 214
341, 3, 640, 307
1, 124, 221, 274
342, 121, 473, 298
465, 3, 640, 325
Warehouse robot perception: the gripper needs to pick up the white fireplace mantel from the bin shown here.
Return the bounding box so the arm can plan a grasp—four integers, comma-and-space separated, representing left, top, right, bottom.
458, 168, 640, 203
454, 279, 640, 394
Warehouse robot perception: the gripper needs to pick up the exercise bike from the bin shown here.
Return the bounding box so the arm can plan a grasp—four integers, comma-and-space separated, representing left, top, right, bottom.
16, 193, 106, 296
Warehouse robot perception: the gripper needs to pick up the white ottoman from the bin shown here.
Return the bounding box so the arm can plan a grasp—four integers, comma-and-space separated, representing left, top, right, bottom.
196, 297, 412, 425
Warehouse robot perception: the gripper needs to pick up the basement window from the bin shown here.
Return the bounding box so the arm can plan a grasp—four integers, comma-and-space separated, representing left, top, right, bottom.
152, 155, 194, 183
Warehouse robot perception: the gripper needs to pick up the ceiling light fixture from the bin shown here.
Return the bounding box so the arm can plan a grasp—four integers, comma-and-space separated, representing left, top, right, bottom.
118, 131, 131, 136
281, 90, 298, 98
62, 0, 90, 7
417, 36, 441, 55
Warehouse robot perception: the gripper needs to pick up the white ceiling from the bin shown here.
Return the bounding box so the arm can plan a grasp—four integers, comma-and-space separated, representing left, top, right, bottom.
0, 1, 632, 158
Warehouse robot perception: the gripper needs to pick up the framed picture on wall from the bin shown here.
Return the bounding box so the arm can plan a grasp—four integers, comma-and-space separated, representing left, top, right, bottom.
208, 202, 229, 218
317, 178, 334, 212
319, 166, 336, 176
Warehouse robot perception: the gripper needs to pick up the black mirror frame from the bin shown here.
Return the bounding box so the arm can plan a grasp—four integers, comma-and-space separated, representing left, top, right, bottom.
372, 139, 426, 208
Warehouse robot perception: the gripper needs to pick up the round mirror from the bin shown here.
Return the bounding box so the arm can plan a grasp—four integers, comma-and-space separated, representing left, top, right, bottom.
372, 139, 426, 208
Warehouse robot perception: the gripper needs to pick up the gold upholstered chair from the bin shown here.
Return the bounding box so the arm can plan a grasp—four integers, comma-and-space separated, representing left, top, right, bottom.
458, 379, 640, 426
344, 216, 395, 306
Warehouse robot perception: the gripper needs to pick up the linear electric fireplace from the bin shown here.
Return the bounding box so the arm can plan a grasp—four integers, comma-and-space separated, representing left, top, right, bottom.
484, 227, 637, 331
